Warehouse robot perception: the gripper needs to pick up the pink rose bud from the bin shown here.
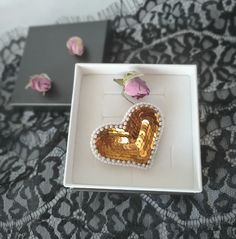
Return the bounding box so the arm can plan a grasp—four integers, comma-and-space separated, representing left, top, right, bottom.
114, 71, 150, 102
66, 36, 84, 56
124, 77, 150, 99
25, 74, 52, 95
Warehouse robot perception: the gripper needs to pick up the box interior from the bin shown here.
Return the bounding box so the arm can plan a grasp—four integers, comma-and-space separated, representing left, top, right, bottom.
64, 64, 202, 193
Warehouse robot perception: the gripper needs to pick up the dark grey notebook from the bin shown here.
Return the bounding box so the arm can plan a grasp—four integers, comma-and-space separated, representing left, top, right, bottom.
11, 21, 111, 107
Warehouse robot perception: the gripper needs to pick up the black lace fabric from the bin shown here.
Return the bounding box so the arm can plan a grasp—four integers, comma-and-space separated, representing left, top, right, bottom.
0, 0, 236, 238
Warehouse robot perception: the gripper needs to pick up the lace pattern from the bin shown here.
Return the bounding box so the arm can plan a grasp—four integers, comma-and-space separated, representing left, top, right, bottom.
0, 0, 235, 238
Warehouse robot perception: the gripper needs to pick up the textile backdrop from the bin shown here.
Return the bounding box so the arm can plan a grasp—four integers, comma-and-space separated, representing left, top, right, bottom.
0, 0, 236, 238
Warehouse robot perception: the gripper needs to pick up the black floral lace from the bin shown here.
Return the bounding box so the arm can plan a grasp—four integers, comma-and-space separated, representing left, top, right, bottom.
0, 0, 236, 238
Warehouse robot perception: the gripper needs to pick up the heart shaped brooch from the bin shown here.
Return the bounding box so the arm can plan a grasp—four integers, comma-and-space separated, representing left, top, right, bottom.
90, 103, 163, 169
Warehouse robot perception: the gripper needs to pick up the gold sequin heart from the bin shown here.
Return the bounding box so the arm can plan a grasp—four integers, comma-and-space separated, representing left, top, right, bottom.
90, 103, 163, 169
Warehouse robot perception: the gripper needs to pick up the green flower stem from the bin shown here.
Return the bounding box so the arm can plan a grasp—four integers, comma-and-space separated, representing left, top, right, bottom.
121, 91, 134, 104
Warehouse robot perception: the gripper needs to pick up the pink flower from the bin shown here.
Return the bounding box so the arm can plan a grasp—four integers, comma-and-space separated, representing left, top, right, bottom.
124, 77, 150, 99
66, 36, 84, 56
114, 71, 150, 100
25, 74, 52, 95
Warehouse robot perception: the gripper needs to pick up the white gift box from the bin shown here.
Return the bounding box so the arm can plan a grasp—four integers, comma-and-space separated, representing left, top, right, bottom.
64, 63, 202, 193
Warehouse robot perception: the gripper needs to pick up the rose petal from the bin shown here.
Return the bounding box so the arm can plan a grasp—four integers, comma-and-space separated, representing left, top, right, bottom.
26, 74, 52, 94
66, 36, 84, 56
124, 77, 150, 99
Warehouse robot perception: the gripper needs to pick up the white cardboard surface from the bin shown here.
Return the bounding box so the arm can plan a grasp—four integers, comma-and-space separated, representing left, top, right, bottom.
64, 63, 202, 193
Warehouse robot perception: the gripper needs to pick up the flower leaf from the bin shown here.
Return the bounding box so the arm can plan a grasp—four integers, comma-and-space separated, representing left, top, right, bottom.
113, 78, 124, 86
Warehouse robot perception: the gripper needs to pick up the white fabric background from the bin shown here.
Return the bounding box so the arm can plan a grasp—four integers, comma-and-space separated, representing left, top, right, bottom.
0, 0, 144, 37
